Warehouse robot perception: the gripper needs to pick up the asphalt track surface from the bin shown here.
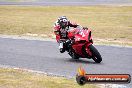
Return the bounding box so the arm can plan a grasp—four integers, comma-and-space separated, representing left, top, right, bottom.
0, 37, 132, 87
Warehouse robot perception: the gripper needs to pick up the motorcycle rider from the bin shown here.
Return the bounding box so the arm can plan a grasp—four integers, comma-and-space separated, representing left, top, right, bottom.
53, 16, 79, 53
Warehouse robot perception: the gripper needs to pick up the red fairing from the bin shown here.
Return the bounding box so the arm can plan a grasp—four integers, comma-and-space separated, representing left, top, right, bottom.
67, 27, 93, 57
72, 43, 86, 57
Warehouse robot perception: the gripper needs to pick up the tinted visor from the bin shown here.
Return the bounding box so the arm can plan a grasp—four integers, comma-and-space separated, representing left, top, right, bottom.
59, 18, 68, 28
61, 22, 67, 27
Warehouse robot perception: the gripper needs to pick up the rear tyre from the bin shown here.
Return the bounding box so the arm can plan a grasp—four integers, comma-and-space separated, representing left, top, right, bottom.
89, 45, 102, 63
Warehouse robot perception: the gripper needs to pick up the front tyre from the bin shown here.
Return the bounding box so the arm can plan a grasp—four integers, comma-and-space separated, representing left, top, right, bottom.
89, 45, 102, 63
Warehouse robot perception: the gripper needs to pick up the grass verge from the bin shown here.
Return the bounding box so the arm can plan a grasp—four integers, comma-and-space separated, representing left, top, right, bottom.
0, 5, 132, 46
0, 67, 98, 88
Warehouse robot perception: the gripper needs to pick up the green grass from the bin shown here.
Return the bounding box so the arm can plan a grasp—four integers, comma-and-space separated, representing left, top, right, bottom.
0, 68, 97, 88
0, 6, 132, 46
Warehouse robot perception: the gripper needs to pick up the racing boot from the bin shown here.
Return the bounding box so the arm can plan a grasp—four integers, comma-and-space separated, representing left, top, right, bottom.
59, 42, 65, 53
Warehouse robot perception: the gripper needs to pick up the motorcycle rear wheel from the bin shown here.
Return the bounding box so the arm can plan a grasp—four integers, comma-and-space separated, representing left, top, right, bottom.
89, 45, 102, 63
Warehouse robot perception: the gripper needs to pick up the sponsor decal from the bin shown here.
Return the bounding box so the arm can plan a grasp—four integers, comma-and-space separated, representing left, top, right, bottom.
76, 66, 131, 85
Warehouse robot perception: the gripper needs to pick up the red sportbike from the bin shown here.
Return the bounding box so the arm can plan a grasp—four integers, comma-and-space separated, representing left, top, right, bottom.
59, 26, 102, 63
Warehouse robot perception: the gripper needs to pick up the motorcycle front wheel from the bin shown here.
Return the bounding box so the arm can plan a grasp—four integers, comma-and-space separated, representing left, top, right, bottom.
89, 45, 102, 63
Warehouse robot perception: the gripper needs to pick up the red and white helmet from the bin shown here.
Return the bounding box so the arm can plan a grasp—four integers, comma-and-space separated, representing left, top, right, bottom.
58, 16, 69, 28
